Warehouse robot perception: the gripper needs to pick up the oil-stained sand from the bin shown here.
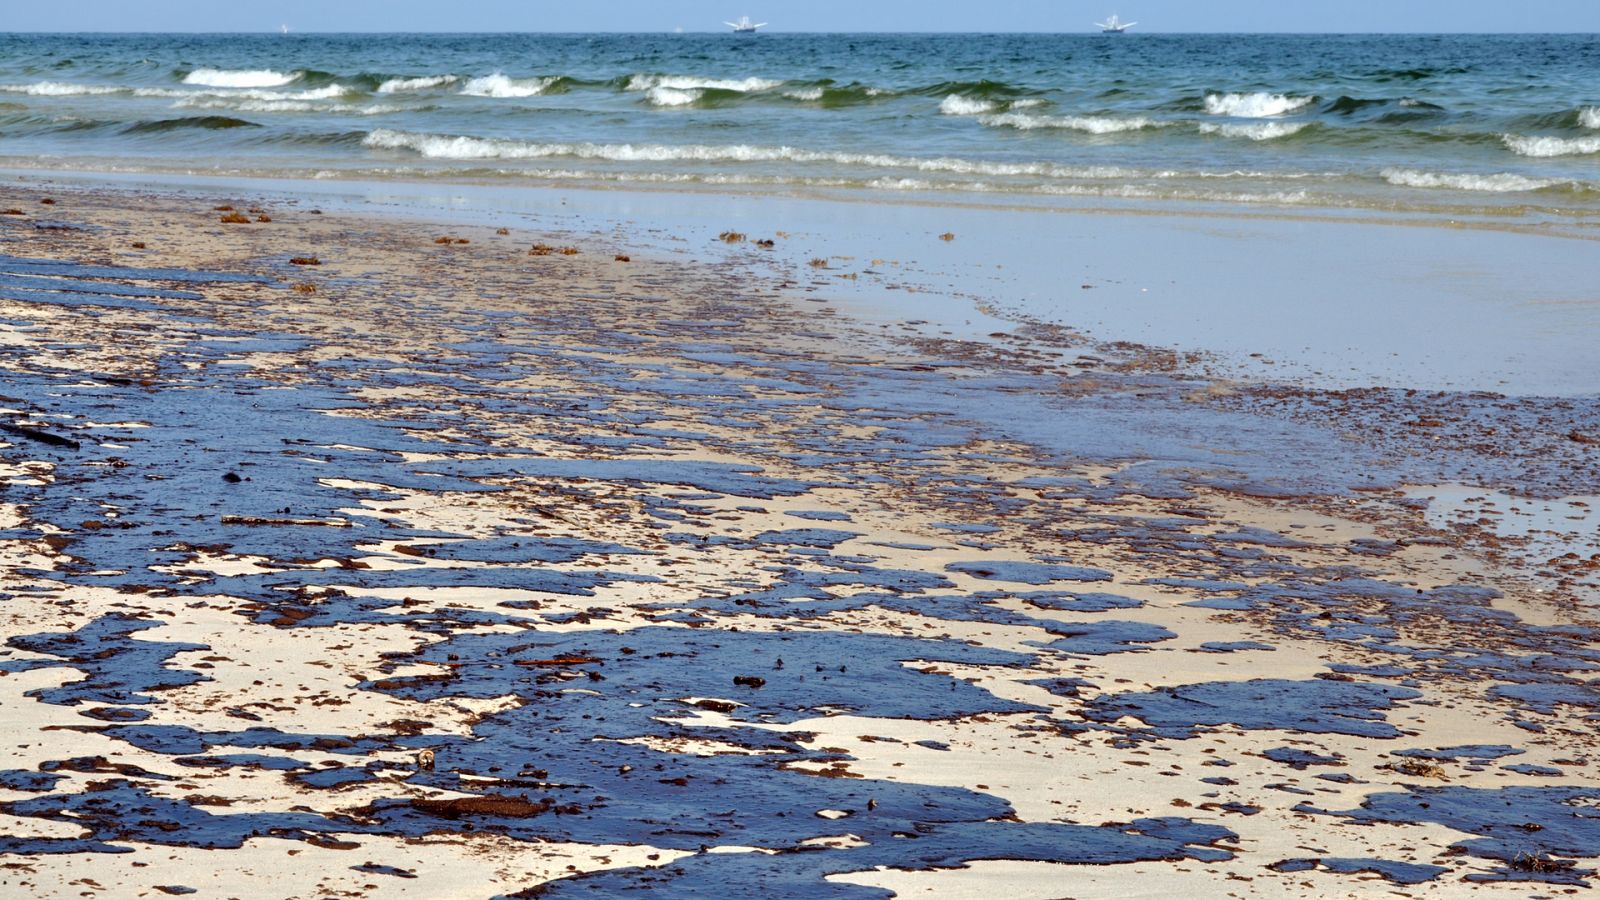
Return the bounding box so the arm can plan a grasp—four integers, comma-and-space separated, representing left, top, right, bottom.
1, 186, 1598, 897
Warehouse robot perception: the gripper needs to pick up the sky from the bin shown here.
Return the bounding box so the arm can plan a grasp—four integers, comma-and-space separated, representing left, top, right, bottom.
6, 0, 1600, 33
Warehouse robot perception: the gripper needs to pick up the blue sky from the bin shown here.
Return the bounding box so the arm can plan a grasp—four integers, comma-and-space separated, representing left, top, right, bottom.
8, 1, 1600, 33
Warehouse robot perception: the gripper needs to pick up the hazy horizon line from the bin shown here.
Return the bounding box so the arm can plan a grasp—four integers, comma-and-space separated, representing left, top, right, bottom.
4, 29, 1598, 36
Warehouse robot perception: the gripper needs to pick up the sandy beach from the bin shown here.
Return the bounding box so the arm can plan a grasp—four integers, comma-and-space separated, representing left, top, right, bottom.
1, 177, 1598, 898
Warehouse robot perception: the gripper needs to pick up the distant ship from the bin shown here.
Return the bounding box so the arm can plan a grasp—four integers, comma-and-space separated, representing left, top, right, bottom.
1096, 15, 1137, 33
726, 16, 767, 33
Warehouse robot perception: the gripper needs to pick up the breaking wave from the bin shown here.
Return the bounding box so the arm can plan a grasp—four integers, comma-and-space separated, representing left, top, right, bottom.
939, 94, 999, 115
1203, 92, 1316, 118
377, 75, 460, 93
781, 83, 893, 105
645, 87, 703, 107
625, 74, 783, 93
1503, 134, 1600, 157
1582, 107, 1600, 129
459, 73, 559, 98
181, 68, 300, 88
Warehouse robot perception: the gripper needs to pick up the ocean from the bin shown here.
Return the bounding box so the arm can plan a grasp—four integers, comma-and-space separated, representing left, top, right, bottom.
2, 33, 1598, 222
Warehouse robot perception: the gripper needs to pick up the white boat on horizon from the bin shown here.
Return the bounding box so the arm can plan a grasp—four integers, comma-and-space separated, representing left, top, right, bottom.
726, 16, 767, 34
1096, 14, 1137, 33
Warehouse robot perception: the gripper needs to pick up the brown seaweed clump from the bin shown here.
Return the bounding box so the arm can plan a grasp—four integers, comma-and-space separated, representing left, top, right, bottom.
1387, 759, 1448, 779
219, 212, 251, 224
289, 257, 321, 266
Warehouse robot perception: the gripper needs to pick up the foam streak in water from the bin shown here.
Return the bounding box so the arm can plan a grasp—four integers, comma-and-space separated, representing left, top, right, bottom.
979, 112, 1159, 134
1199, 121, 1307, 141
362, 128, 1143, 180
1381, 168, 1561, 192
0, 81, 126, 96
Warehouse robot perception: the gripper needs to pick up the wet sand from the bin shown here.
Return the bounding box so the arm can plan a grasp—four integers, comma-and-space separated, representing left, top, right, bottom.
1, 182, 1598, 897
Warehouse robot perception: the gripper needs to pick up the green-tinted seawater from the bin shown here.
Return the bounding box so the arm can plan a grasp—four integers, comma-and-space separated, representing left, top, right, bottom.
1, 33, 1597, 218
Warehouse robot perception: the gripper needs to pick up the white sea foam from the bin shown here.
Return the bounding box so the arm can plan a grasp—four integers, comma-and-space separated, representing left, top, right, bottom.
783, 87, 825, 101
0, 81, 126, 96
939, 94, 998, 115
1503, 133, 1600, 157
182, 68, 299, 88
625, 74, 783, 93
1203, 92, 1314, 118
1382, 168, 1559, 192
645, 87, 702, 107
978, 112, 1157, 134
1199, 121, 1308, 141
377, 75, 460, 93
459, 73, 556, 98
1580, 107, 1600, 129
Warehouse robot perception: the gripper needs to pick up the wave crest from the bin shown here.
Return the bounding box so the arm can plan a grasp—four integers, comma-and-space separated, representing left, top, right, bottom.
645, 86, 702, 107
1582, 107, 1600, 130
939, 94, 999, 115
1203, 92, 1315, 118
625, 74, 782, 93
377, 75, 460, 93
182, 69, 299, 88
1503, 133, 1600, 158
460, 73, 557, 98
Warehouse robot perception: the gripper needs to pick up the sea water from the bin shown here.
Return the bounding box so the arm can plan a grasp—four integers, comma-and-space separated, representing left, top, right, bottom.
2, 33, 1598, 224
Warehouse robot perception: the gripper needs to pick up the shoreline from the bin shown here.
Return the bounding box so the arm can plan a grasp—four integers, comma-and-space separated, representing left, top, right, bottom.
9, 166, 1600, 396
1, 178, 1598, 896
